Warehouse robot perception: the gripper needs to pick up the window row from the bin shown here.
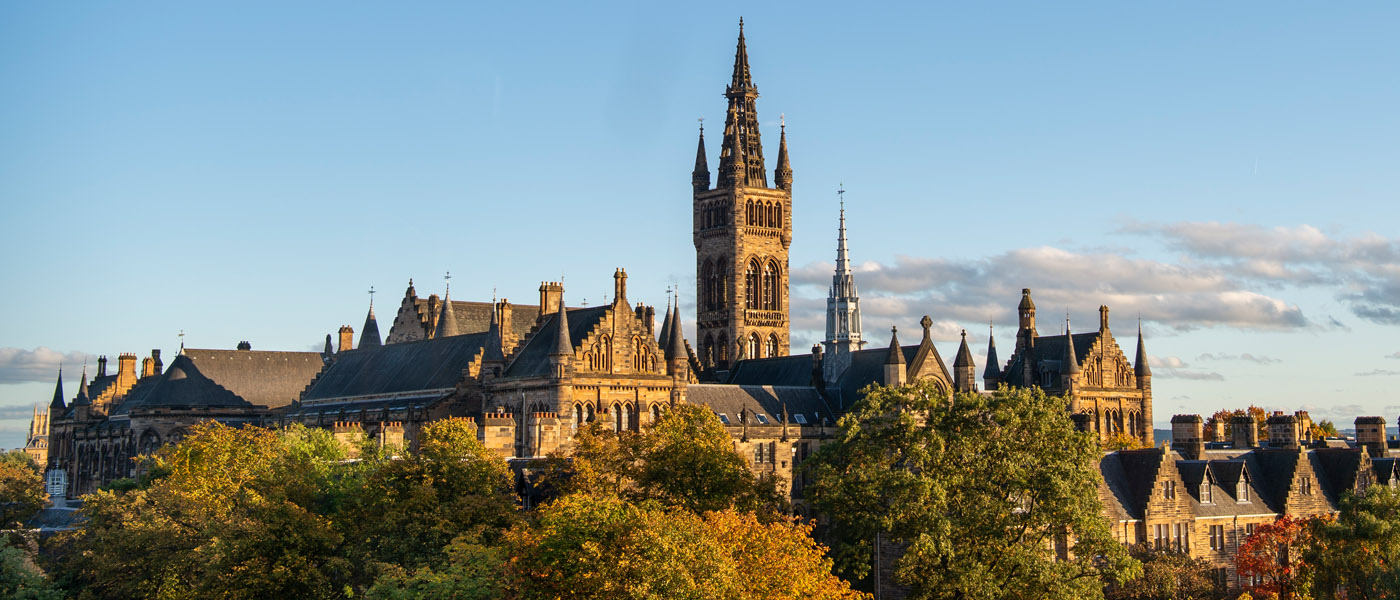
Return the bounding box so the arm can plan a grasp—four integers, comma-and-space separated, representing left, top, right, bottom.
746, 199, 783, 228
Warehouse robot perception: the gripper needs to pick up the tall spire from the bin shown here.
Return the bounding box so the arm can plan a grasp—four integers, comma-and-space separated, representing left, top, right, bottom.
774, 118, 792, 191
825, 184, 863, 358
1135, 320, 1151, 377
49, 367, 65, 411
983, 323, 1001, 381
1063, 317, 1081, 374
692, 121, 710, 193
359, 287, 382, 349
717, 19, 767, 188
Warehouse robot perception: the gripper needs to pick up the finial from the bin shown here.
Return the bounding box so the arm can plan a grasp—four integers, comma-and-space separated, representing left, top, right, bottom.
780, 113, 785, 130
443, 271, 452, 296
179, 329, 185, 350
739, 16, 744, 32
698, 116, 704, 133
368, 285, 375, 308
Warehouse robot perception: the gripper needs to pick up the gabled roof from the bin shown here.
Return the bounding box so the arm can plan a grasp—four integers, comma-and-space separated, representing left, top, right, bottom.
1310, 448, 1363, 505
302, 333, 489, 402
833, 345, 921, 409
178, 349, 325, 409
114, 354, 263, 412
726, 355, 813, 388
504, 306, 609, 378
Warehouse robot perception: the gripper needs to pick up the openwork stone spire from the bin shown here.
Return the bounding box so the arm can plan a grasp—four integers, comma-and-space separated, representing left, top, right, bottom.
717, 19, 767, 188
824, 185, 864, 363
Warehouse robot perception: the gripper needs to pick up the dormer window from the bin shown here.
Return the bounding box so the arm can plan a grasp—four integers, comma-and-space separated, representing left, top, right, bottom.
1200, 480, 1213, 504
1238, 479, 1250, 502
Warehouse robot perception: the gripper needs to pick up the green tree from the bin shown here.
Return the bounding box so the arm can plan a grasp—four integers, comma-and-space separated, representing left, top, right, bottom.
0, 451, 45, 531
0, 541, 61, 600
1106, 545, 1221, 600
548, 403, 787, 517
1305, 485, 1400, 599
806, 382, 1138, 599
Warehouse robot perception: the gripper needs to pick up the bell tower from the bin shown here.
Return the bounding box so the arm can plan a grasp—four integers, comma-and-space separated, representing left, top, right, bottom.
694, 20, 792, 370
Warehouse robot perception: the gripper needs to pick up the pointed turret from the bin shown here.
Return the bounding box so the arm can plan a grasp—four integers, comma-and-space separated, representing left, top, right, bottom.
435, 285, 459, 338
717, 19, 767, 188
49, 368, 65, 411
75, 367, 90, 405
665, 302, 686, 363
982, 324, 1001, 383
1063, 318, 1081, 375
323, 334, 334, 357
657, 292, 674, 347
774, 122, 792, 191
692, 124, 710, 193
360, 297, 383, 350
954, 330, 977, 393
1135, 322, 1151, 378
883, 326, 906, 386
483, 303, 506, 363
954, 330, 974, 369
550, 299, 572, 357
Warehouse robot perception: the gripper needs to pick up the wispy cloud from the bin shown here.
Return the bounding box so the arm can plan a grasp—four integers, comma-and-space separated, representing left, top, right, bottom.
1196, 352, 1281, 365
0, 347, 98, 385
1387, 352, 1400, 360
1355, 369, 1400, 377
1145, 355, 1223, 380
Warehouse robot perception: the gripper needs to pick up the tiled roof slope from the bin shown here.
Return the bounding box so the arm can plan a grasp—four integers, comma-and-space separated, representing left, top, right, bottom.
416, 299, 540, 338
302, 332, 489, 402
504, 306, 609, 378
180, 349, 325, 409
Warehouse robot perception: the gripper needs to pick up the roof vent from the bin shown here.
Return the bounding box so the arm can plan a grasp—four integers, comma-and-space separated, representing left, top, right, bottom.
237, 341, 251, 351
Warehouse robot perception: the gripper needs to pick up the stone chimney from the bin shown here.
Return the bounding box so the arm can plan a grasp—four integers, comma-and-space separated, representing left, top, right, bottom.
497, 300, 516, 351
97, 355, 108, 378
1267, 412, 1299, 450
1232, 415, 1258, 449
1295, 410, 1313, 445
613, 268, 628, 306
151, 349, 162, 375
140, 357, 155, 378
538, 281, 564, 319
1356, 416, 1388, 458
338, 326, 354, 353
1171, 414, 1205, 460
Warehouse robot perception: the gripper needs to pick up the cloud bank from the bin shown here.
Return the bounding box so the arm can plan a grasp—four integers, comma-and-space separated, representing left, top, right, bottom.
0, 347, 97, 385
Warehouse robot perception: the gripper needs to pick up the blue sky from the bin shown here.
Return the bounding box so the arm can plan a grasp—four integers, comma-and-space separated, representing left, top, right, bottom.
3, 3, 1399, 449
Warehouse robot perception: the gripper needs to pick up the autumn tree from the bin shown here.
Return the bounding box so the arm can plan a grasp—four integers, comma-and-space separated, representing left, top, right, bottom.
1105, 545, 1222, 600
548, 403, 787, 517
1304, 485, 1400, 599
1235, 515, 1315, 600
1205, 407, 1268, 441
338, 417, 519, 587
806, 382, 1138, 599
499, 494, 865, 600
45, 422, 352, 600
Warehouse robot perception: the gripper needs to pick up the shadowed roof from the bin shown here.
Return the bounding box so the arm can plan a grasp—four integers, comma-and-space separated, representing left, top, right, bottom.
504, 306, 608, 378
302, 332, 489, 402
687, 384, 835, 426
180, 349, 325, 409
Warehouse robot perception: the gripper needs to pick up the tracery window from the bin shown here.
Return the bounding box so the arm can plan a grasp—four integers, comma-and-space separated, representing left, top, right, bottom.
748, 333, 761, 359
745, 260, 760, 309
717, 333, 729, 363
766, 334, 779, 358
761, 262, 780, 310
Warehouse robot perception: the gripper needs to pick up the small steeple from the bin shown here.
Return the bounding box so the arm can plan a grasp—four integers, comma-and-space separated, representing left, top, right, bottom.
774, 118, 792, 191
665, 302, 687, 362
49, 367, 65, 411
658, 289, 674, 347
323, 334, 334, 356
435, 278, 460, 338
1135, 320, 1151, 377
72, 366, 91, 407
1063, 317, 1081, 374
484, 302, 506, 362
360, 287, 383, 349
550, 298, 572, 357
885, 327, 905, 366
954, 330, 974, 369
692, 121, 710, 193
983, 323, 1001, 380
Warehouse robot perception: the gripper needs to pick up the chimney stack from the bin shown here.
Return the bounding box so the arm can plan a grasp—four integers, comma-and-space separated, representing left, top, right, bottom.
338, 326, 354, 353
1356, 416, 1388, 458
538, 282, 564, 319
1171, 414, 1205, 460
1232, 415, 1258, 449
1267, 412, 1299, 450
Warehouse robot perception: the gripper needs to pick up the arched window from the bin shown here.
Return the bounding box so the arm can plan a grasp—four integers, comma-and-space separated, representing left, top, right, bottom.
650, 403, 662, 423
767, 202, 775, 227
718, 333, 729, 363
632, 336, 647, 371
766, 334, 779, 358
775, 203, 782, 228
745, 259, 760, 309
703, 334, 715, 367
715, 258, 728, 308
701, 260, 713, 310
572, 404, 583, 432
747, 200, 755, 225
612, 403, 624, 432
761, 262, 779, 310
749, 333, 762, 359
597, 336, 612, 372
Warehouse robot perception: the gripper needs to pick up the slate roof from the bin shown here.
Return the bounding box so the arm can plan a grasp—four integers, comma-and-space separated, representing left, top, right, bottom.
687, 384, 836, 427
504, 306, 609, 378
179, 349, 325, 408
1312, 448, 1365, 505
302, 332, 489, 402
113, 353, 269, 413
725, 345, 924, 413
999, 332, 1099, 388
1372, 458, 1399, 486
416, 299, 540, 338
831, 345, 920, 410
726, 355, 813, 388
86, 374, 119, 403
